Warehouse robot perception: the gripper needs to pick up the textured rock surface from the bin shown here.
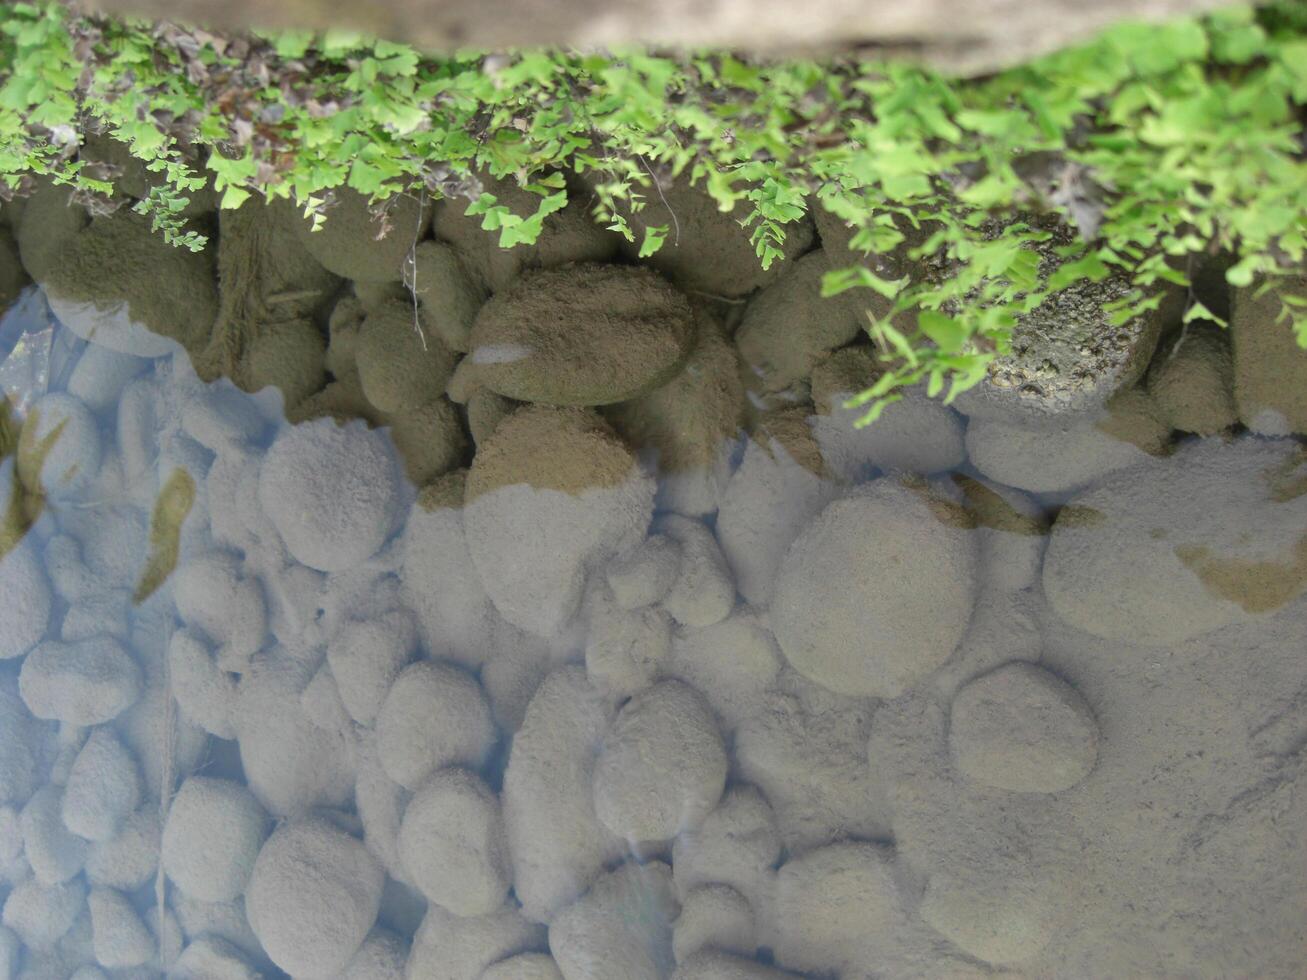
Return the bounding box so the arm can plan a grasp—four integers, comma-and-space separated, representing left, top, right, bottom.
810, 347, 966, 480
1043, 438, 1307, 645
716, 408, 838, 606
462, 264, 694, 407
257, 418, 402, 572
245, 817, 383, 977
161, 776, 270, 902
405, 903, 544, 980
1146, 321, 1237, 435
592, 681, 728, 843
375, 662, 496, 790
735, 251, 864, 394
502, 668, 623, 921
433, 175, 617, 295
356, 299, 458, 413
949, 662, 1099, 793
598, 176, 813, 299
604, 310, 745, 516
965, 387, 1170, 495
293, 187, 429, 283
398, 769, 510, 916
954, 224, 1182, 424
1231, 274, 1307, 436
549, 862, 679, 980
771, 842, 908, 974
43, 211, 215, 357
771, 478, 978, 697
465, 406, 654, 636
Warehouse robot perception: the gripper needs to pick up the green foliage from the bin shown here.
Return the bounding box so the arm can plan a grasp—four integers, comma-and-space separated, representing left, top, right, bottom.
0, 2, 1305, 421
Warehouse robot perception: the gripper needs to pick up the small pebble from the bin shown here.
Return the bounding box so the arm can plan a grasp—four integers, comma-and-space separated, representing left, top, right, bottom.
161, 776, 271, 902
19, 637, 142, 726
62, 728, 142, 842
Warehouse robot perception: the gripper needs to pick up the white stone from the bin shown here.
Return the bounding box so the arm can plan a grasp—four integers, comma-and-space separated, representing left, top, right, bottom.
949, 662, 1099, 794
67, 344, 149, 413
234, 654, 357, 818
245, 817, 383, 977
1, 877, 85, 950
672, 885, 755, 963
21, 785, 86, 883
375, 662, 495, 791
502, 667, 623, 921
60, 590, 129, 644
605, 534, 680, 610
671, 788, 780, 915
167, 628, 238, 740
667, 611, 782, 732
593, 681, 727, 843
47, 296, 179, 357
162, 776, 270, 902
19, 637, 142, 725
658, 516, 734, 629
398, 769, 510, 917
399, 473, 500, 667
62, 728, 142, 841
1044, 437, 1307, 645
480, 953, 564, 980
328, 610, 416, 725
549, 862, 678, 980
0, 684, 41, 805
405, 903, 544, 980
257, 418, 402, 572
354, 732, 409, 884
0, 540, 51, 660
173, 553, 266, 672
672, 951, 800, 980
464, 406, 656, 637
84, 807, 159, 891
770, 479, 978, 698
583, 585, 672, 699
168, 936, 260, 980
716, 411, 837, 606
0, 925, 20, 979
336, 929, 406, 980
772, 842, 906, 974
734, 681, 884, 853
918, 871, 1059, 967
88, 886, 155, 969
180, 381, 267, 454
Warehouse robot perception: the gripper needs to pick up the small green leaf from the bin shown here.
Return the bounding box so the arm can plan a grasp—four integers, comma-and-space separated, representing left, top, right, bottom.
1182, 300, 1227, 327
220, 185, 250, 209
851, 393, 903, 428
821, 265, 909, 300
918, 311, 968, 353
638, 224, 669, 257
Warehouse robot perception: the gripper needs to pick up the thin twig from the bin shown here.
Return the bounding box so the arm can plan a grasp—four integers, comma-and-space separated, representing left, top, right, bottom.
687, 289, 748, 305
406, 189, 428, 352
1168, 252, 1198, 364
265, 288, 322, 306
637, 153, 680, 247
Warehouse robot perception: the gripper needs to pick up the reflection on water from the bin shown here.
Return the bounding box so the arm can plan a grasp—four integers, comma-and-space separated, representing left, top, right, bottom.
0, 185, 1305, 980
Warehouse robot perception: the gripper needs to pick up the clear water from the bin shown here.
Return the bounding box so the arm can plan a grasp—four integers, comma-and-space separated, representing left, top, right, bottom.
0, 197, 1305, 980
